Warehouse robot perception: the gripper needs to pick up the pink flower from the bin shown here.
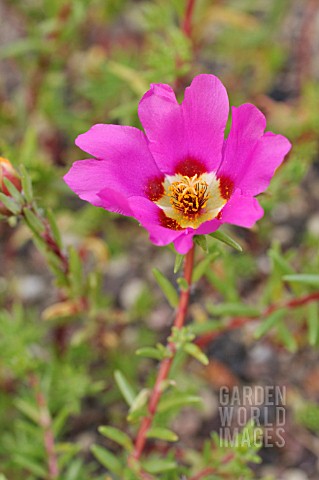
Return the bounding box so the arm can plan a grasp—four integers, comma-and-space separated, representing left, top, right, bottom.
64, 74, 291, 254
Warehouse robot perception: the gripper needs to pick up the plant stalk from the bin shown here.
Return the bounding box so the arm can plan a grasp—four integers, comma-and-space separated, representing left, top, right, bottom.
131, 244, 195, 461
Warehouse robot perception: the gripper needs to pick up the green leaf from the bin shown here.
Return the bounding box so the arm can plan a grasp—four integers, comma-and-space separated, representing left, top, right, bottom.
20, 165, 33, 203
194, 234, 208, 252
136, 346, 164, 360
174, 253, 184, 274
158, 394, 202, 413
190, 319, 222, 335
14, 398, 40, 424
23, 208, 45, 235
68, 246, 83, 297
277, 322, 297, 353
206, 302, 260, 317
254, 309, 286, 339
209, 230, 243, 252
47, 208, 62, 250
283, 274, 319, 287
0, 193, 20, 215
142, 457, 177, 474
183, 342, 209, 365
0, 38, 48, 59
107, 60, 148, 96
308, 303, 319, 346
177, 277, 188, 291
53, 405, 72, 436
127, 389, 149, 422
146, 427, 178, 442
98, 426, 133, 452
152, 268, 178, 308
193, 252, 219, 283
13, 455, 47, 478
269, 248, 294, 275
3, 177, 24, 204
90, 444, 122, 474
114, 370, 137, 407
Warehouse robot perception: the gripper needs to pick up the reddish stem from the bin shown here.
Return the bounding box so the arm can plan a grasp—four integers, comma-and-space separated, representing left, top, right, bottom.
190, 467, 216, 480
29, 375, 59, 479
131, 245, 195, 461
182, 0, 196, 38
189, 453, 235, 480
196, 291, 319, 349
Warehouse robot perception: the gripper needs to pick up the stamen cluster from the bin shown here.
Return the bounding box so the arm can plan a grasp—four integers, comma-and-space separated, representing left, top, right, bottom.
169, 175, 210, 217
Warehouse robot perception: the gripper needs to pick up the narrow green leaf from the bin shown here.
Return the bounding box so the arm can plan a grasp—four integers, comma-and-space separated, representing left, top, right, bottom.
174, 253, 184, 274
47, 208, 62, 250
210, 230, 242, 252
3, 177, 24, 204
254, 309, 286, 339
13, 455, 47, 478
53, 405, 72, 437
269, 249, 294, 275
146, 427, 178, 442
46, 250, 66, 272
177, 277, 188, 291
190, 319, 222, 335
183, 342, 209, 365
23, 208, 45, 234
136, 346, 164, 360
14, 398, 40, 424
114, 370, 136, 407
206, 302, 260, 317
20, 165, 33, 203
142, 457, 177, 474
283, 274, 319, 287
193, 252, 219, 283
194, 234, 208, 252
152, 268, 178, 308
90, 444, 122, 474
107, 60, 148, 96
0, 193, 20, 215
307, 303, 319, 346
127, 389, 149, 422
0, 38, 48, 59
68, 246, 83, 297
98, 426, 133, 452
277, 322, 297, 353
158, 394, 202, 413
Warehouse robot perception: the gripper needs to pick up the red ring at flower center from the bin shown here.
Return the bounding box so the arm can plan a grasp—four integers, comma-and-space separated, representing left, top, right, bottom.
175, 158, 207, 177
218, 174, 234, 200
145, 175, 165, 201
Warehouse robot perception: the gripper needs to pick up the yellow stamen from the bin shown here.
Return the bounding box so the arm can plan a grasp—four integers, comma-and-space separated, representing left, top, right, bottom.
168, 175, 210, 218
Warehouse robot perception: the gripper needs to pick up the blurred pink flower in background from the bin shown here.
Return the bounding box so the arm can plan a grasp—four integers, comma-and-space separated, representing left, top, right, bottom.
64, 74, 291, 253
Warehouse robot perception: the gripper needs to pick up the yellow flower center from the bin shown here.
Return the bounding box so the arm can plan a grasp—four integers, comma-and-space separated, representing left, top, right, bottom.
169, 175, 210, 217
155, 172, 227, 229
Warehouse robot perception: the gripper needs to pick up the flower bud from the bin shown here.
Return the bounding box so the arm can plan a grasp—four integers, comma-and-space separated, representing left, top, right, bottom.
0, 157, 22, 195
0, 157, 22, 215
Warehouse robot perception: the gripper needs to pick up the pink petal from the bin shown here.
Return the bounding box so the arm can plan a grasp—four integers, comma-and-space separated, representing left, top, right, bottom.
196, 218, 221, 235
64, 159, 114, 207
219, 190, 264, 228
127, 196, 185, 247
70, 124, 163, 199
173, 233, 195, 254
138, 74, 229, 175
97, 188, 132, 216
218, 104, 291, 196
